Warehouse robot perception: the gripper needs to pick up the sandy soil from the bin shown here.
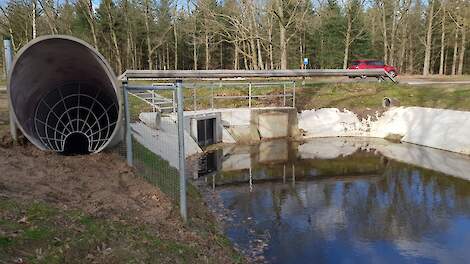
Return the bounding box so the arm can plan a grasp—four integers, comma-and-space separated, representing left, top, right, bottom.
0, 144, 172, 224
0, 91, 243, 263
0, 140, 243, 260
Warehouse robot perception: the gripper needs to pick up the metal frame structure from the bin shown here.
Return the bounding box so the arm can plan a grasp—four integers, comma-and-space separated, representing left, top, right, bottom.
33, 83, 118, 153
182, 81, 296, 110
122, 80, 187, 221
3, 38, 17, 140
120, 68, 396, 221
121, 69, 397, 82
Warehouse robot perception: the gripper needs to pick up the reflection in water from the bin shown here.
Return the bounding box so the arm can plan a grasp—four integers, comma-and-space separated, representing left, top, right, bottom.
192, 138, 470, 264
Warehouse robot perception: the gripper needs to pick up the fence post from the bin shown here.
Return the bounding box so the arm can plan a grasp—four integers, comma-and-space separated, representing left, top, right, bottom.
152, 90, 156, 112
123, 80, 133, 166
176, 80, 187, 221
211, 86, 214, 109
283, 83, 286, 107
172, 89, 176, 113
293, 81, 296, 108
3, 38, 17, 141
192, 87, 197, 111
248, 82, 252, 108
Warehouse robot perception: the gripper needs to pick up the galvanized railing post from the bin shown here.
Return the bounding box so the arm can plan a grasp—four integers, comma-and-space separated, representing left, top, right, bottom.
172, 89, 176, 113
151, 90, 156, 112
192, 87, 197, 111
123, 80, 133, 166
3, 38, 18, 140
293, 81, 296, 108
176, 80, 187, 221
283, 83, 286, 107
248, 82, 252, 108
211, 86, 214, 109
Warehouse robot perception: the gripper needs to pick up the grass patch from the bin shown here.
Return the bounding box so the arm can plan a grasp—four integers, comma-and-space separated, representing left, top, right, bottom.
132, 139, 180, 201
296, 82, 470, 111
0, 198, 241, 263
127, 80, 470, 112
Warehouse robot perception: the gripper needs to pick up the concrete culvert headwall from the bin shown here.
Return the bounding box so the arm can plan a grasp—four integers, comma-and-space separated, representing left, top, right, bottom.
8, 35, 121, 154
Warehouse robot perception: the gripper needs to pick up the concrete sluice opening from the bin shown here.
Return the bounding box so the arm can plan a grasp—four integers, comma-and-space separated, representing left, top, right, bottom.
8, 36, 121, 154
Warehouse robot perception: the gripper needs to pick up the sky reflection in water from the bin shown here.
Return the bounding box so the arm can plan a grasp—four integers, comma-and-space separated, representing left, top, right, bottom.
194, 139, 470, 264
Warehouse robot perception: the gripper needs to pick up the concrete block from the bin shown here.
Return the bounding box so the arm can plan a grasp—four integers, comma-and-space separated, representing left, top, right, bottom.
228, 125, 260, 144
258, 140, 288, 163
222, 127, 236, 143
222, 153, 251, 171
221, 109, 251, 126
258, 112, 289, 138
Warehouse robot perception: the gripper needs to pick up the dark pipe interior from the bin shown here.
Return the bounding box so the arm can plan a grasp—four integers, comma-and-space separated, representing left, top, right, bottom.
62, 132, 90, 155
383, 98, 391, 107
9, 37, 119, 153
33, 82, 118, 153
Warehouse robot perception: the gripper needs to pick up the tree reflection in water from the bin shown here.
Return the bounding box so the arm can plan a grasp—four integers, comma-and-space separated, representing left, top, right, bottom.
194, 140, 470, 264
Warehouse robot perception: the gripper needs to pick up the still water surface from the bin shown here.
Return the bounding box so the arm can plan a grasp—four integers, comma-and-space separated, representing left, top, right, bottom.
193, 138, 470, 264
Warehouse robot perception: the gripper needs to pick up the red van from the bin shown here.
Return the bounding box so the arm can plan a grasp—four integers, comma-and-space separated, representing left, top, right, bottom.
348, 60, 397, 78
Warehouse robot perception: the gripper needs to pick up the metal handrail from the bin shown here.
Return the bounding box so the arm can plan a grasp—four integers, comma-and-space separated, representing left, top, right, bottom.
120, 69, 396, 82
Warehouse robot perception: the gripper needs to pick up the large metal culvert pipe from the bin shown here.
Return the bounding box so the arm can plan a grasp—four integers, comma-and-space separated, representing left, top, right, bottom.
8, 35, 121, 154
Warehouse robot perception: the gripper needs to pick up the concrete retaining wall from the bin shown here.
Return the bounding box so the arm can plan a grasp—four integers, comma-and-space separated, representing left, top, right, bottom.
299, 107, 470, 155
194, 107, 299, 144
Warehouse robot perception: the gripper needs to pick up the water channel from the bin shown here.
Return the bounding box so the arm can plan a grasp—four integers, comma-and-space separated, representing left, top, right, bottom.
192, 138, 470, 263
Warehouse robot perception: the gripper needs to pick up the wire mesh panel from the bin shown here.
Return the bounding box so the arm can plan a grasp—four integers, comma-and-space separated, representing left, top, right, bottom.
34, 82, 119, 153
122, 82, 184, 205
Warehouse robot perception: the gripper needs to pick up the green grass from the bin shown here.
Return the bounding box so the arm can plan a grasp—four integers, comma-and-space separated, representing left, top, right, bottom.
296, 82, 470, 111
127, 80, 470, 112
0, 198, 240, 264
132, 140, 180, 201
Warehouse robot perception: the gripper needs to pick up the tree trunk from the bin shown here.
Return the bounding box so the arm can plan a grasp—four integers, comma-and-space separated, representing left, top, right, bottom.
234, 41, 239, 70
83, 0, 99, 51
205, 24, 209, 70
381, 2, 388, 64
144, 0, 152, 70
422, 0, 434, 76
256, 38, 263, 70
343, 14, 352, 69
193, 35, 198, 70
452, 29, 458, 75
220, 41, 223, 68
389, 0, 398, 66
439, 6, 446, 75
39, 0, 58, 35
277, 0, 287, 69
242, 41, 249, 70
458, 25, 466, 75
299, 37, 302, 69
32, 0, 37, 39
268, 18, 274, 69
173, 7, 178, 70
408, 37, 414, 74
105, 0, 122, 73
166, 43, 170, 70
